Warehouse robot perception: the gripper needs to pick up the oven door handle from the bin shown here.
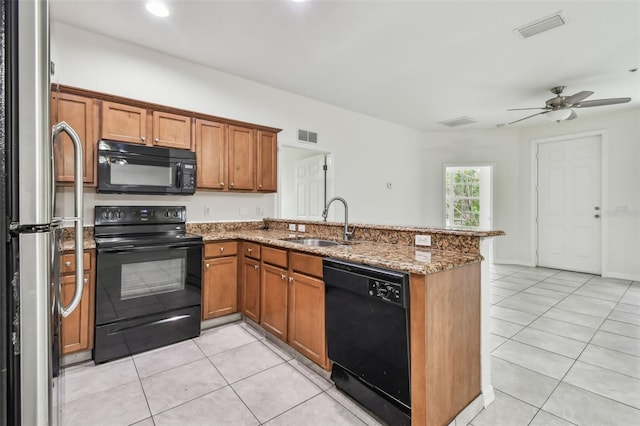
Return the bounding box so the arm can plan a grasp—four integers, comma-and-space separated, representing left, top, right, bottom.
97, 243, 201, 253
175, 162, 182, 189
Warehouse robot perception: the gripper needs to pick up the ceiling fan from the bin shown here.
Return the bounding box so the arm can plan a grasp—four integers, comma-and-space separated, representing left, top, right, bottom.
508, 86, 631, 124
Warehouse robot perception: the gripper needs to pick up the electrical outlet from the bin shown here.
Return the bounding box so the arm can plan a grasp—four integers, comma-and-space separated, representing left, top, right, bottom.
288, 223, 296, 231
415, 235, 432, 246
297, 224, 306, 232
204, 206, 212, 217
256, 207, 264, 216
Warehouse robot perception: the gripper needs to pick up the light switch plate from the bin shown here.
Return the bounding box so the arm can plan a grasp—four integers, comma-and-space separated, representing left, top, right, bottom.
297, 224, 306, 232
288, 223, 296, 231
415, 235, 432, 246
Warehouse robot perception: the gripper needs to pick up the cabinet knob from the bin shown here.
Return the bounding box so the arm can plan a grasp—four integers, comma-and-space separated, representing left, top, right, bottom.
205, 263, 210, 268
247, 248, 253, 253
288, 276, 294, 282
220, 182, 225, 187
258, 184, 262, 189
254, 264, 259, 270
220, 247, 224, 252
230, 182, 235, 188
281, 273, 286, 280
64, 261, 72, 267
83, 278, 88, 283
141, 136, 146, 142
154, 138, 159, 144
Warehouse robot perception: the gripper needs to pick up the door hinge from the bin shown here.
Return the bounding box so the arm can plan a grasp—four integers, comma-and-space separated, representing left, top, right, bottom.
323, 164, 328, 171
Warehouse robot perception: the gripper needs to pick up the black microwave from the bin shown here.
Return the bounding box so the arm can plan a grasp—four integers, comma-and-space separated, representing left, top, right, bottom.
97, 140, 196, 195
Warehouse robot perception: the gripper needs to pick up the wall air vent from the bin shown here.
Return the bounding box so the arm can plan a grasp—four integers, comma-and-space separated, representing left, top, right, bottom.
516, 12, 566, 38
438, 116, 477, 128
298, 128, 318, 144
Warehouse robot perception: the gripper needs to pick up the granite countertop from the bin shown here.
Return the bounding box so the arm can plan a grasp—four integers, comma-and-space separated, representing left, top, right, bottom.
61, 226, 485, 275
198, 229, 483, 275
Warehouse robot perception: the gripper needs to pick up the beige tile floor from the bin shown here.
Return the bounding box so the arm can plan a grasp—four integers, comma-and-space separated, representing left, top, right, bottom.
62, 264, 640, 425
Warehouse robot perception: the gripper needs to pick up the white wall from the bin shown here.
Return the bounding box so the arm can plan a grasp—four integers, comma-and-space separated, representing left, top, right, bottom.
419, 108, 640, 280
51, 22, 426, 226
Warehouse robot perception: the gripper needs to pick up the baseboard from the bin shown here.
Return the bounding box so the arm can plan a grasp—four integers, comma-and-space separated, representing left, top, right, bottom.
491, 258, 535, 267
602, 271, 640, 281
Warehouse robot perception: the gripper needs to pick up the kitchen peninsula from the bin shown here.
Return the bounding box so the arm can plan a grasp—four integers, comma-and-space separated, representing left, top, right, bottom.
62, 218, 504, 426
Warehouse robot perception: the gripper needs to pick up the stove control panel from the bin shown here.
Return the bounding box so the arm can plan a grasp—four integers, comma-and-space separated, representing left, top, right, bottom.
95, 206, 187, 225
368, 279, 404, 306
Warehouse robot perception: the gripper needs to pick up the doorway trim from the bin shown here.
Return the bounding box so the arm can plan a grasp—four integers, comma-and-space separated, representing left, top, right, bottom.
530, 129, 608, 274
276, 141, 335, 220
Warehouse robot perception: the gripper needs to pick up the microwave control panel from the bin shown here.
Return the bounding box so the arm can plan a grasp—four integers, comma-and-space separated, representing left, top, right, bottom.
182, 163, 195, 190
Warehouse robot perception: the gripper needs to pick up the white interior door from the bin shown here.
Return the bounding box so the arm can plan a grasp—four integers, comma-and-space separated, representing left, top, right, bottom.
294, 154, 325, 220
537, 135, 602, 274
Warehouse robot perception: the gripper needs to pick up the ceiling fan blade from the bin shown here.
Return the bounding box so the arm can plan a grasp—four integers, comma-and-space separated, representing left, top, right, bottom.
507, 107, 547, 111
564, 91, 593, 105
508, 111, 549, 125
575, 97, 631, 108
566, 110, 578, 120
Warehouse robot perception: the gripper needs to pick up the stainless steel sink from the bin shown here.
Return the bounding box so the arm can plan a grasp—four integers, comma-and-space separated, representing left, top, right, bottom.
284, 238, 343, 247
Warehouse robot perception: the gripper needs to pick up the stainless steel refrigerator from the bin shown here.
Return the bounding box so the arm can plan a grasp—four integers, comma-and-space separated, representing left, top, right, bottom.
1, 0, 85, 424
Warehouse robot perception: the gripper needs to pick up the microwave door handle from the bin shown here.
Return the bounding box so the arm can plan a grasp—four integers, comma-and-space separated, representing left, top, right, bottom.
52, 121, 85, 317
176, 162, 182, 189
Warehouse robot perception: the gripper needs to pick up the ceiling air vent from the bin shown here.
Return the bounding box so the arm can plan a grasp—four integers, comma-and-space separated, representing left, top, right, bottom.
516, 12, 566, 38
438, 116, 477, 128
298, 128, 318, 144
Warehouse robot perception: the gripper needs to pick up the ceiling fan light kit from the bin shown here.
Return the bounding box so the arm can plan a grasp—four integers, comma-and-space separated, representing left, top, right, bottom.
508, 86, 631, 125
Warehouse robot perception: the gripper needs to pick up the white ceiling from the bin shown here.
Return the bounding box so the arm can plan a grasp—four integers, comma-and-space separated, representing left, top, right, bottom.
51, 0, 640, 132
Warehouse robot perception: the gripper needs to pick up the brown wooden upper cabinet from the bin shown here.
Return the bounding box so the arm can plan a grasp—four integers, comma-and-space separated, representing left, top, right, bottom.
101, 101, 192, 150
196, 122, 277, 192
152, 111, 192, 150
101, 101, 148, 145
228, 125, 255, 191
257, 130, 277, 192
51, 92, 97, 185
195, 119, 227, 189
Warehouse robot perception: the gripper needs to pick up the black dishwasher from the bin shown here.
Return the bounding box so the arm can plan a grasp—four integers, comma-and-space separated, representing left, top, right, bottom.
323, 258, 411, 426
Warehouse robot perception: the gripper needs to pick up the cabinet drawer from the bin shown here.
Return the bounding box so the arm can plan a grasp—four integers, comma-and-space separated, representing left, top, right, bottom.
290, 252, 323, 278
61, 252, 91, 274
204, 241, 238, 258
262, 246, 288, 268
243, 242, 261, 260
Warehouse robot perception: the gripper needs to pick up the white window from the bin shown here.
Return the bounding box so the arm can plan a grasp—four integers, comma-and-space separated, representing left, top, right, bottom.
444, 166, 492, 228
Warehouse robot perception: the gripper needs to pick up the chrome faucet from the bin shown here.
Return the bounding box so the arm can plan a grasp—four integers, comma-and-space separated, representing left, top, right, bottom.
322, 196, 355, 241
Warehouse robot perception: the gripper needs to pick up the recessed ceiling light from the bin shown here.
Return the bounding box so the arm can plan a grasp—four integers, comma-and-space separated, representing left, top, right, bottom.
291, 0, 306, 3
146, 1, 170, 18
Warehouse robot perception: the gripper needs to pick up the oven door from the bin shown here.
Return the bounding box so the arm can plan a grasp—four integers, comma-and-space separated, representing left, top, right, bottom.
96, 241, 202, 325
97, 152, 184, 194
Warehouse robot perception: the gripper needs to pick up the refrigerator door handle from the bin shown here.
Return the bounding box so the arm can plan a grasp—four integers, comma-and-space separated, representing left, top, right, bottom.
52, 121, 84, 317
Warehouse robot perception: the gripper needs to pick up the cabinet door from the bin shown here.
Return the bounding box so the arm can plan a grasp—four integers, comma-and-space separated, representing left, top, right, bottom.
256, 130, 277, 192
51, 92, 97, 185
260, 263, 287, 340
101, 101, 147, 145
195, 119, 227, 190
202, 256, 238, 320
241, 257, 261, 323
228, 125, 255, 190
288, 272, 327, 368
152, 111, 192, 150
61, 273, 94, 354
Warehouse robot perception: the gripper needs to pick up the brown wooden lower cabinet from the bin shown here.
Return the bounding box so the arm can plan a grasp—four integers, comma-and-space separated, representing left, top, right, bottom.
60, 250, 95, 355
241, 257, 261, 323
288, 271, 327, 369
202, 242, 239, 320
260, 262, 288, 340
